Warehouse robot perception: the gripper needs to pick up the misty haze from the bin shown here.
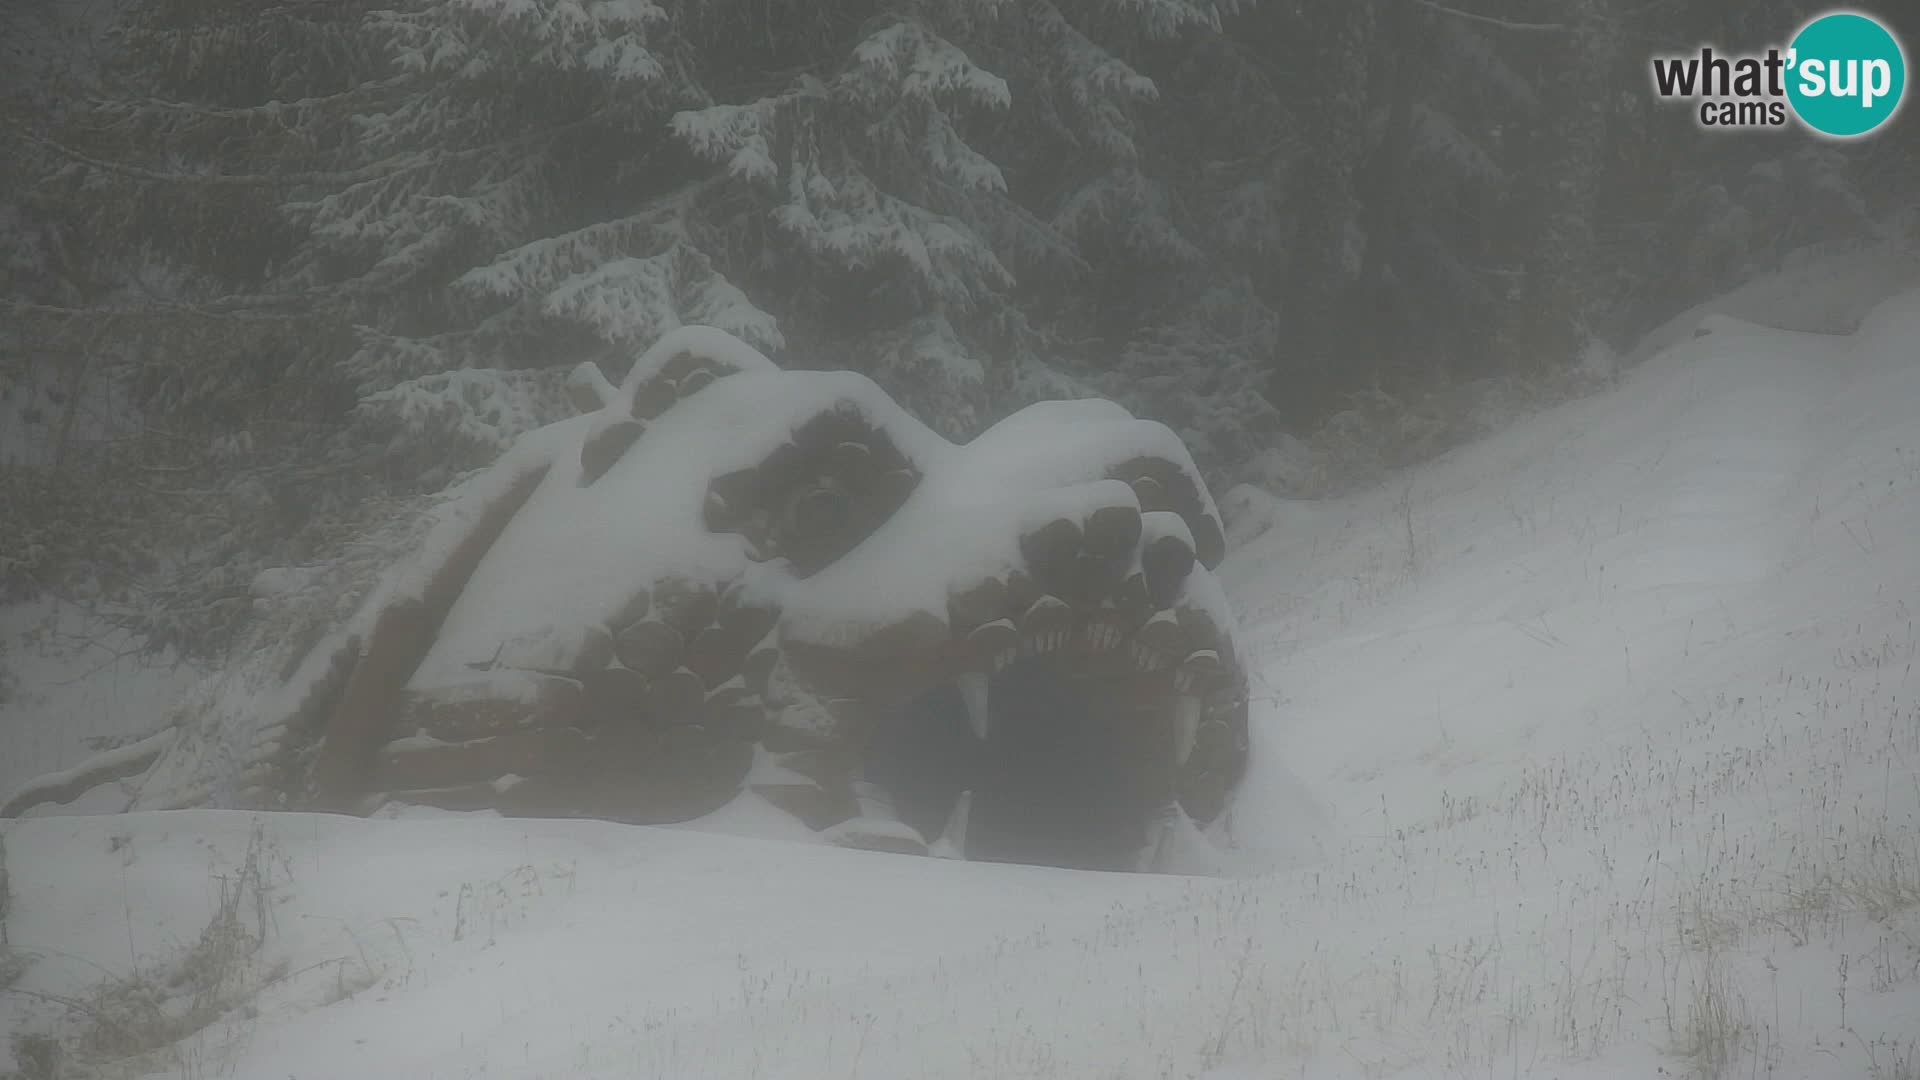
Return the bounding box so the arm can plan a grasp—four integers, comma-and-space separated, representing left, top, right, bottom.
1, 1, 1917, 1077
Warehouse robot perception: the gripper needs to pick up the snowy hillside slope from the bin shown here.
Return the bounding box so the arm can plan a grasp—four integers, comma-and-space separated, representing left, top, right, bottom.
4, 288, 1919, 1078
1620, 244, 1920, 367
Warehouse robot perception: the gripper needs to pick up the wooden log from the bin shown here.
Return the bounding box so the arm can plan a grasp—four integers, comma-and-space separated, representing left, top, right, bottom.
684, 625, 747, 690
830, 439, 874, 479
777, 747, 861, 790
751, 781, 858, 832
1020, 594, 1074, 654
1004, 568, 1040, 613
1079, 605, 1138, 654
494, 623, 613, 677
715, 586, 779, 646
705, 469, 762, 531
1193, 514, 1227, 572
612, 617, 685, 677
1114, 456, 1226, 571
946, 575, 1007, 632
859, 608, 950, 661
1175, 605, 1223, 656
875, 467, 918, 506
579, 419, 646, 486
676, 367, 717, 398
1018, 516, 1082, 582
390, 726, 752, 825
579, 666, 654, 729
742, 640, 781, 698
965, 617, 1018, 669
1141, 512, 1197, 609
630, 376, 678, 421
659, 348, 703, 383
313, 604, 432, 806
758, 441, 806, 493
610, 585, 651, 629
1130, 609, 1183, 670
1063, 550, 1115, 608
703, 685, 766, 741
1129, 474, 1167, 511
402, 673, 589, 742
651, 577, 719, 637
790, 486, 853, 551
1116, 571, 1153, 616
1083, 502, 1143, 560
1173, 649, 1223, 695
377, 728, 592, 792
649, 667, 707, 724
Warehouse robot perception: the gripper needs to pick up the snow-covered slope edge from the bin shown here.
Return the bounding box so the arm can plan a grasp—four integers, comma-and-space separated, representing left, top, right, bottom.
4, 287, 1919, 1079
1216, 287, 1920, 1073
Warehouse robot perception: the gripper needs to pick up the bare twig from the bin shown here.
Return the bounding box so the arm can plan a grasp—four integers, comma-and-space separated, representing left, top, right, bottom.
1408, 0, 1571, 32
1, 728, 177, 818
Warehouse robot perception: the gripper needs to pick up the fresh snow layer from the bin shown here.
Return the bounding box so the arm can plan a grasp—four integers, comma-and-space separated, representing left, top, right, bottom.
786, 404, 1222, 643
6, 285, 1920, 1078
412, 366, 949, 687
414, 335, 1217, 669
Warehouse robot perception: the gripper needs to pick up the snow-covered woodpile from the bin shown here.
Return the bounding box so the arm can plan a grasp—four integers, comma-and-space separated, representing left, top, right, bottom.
7, 328, 1250, 871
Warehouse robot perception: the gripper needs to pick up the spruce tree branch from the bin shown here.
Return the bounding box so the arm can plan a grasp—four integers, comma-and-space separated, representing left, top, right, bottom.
0, 296, 325, 323
5, 107, 606, 191
83, 77, 412, 122
1406, 0, 1570, 32
0, 116, 433, 186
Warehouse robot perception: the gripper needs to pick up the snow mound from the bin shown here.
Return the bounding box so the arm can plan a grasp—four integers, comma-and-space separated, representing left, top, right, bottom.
1623, 243, 1920, 367
412, 363, 955, 687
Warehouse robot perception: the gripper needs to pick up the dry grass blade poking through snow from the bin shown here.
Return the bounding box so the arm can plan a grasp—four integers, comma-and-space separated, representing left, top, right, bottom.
3, 823, 300, 1077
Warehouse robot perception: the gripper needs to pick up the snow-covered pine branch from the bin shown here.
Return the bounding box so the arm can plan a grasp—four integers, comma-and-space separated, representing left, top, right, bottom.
846, 18, 1011, 110
538, 245, 781, 353
1053, 168, 1203, 263
0, 116, 436, 188
374, 0, 672, 81
774, 165, 1013, 311
1027, 3, 1161, 162
671, 78, 828, 186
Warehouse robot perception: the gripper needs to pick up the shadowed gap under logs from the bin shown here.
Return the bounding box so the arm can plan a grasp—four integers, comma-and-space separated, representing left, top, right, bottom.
864, 657, 1167, 871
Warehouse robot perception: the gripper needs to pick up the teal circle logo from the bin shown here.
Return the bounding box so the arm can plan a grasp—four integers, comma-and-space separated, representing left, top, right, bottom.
1786, 12, 1906, 137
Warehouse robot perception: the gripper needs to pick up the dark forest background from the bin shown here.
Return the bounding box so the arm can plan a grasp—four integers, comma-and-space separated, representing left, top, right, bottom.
2, 0, 1916, 661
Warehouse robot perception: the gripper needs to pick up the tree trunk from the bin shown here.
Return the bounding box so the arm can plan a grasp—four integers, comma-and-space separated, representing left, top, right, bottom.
1357, 2, 1423, 381
1503, 0, 1616, 373
1268, 0, 1375, 425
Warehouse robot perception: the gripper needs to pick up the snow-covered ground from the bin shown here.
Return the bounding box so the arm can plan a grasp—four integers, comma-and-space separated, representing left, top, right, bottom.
4, 285, 1919, 1078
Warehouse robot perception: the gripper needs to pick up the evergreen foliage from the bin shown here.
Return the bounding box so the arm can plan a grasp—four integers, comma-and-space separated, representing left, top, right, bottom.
1, 0, 1914, 656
